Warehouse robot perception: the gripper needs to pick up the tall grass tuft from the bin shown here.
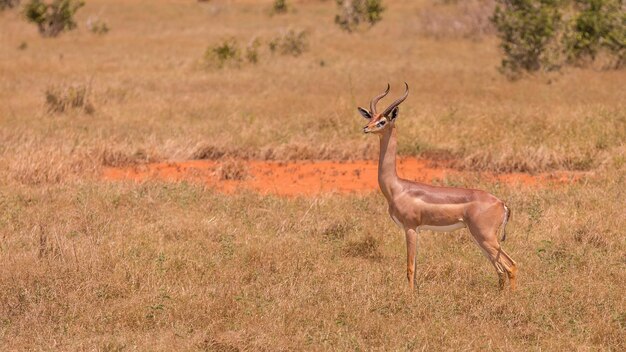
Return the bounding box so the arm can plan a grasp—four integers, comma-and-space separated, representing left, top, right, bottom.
45, 84, 94, 114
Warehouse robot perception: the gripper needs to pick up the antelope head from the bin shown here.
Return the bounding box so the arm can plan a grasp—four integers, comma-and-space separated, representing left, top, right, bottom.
358, 83, 409, 134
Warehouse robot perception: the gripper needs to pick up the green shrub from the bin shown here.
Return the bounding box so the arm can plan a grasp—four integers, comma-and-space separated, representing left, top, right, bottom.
204, 38, 241, 68
492, 0, 562, 78
335, 0, 385, 32
271, 0, 289, 15
0, 0, 20, 11
564, 0, 625, 68
205, 33, 308, 67
23, 0, 85, 37
268, 29, 308, 56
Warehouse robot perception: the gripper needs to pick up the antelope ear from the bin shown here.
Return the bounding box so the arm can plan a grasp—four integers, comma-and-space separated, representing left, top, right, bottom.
357, 107, 372, 120
390, 106, 399, 121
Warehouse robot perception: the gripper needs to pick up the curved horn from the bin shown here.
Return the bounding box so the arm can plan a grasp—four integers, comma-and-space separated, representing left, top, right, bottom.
382, 82, 409, 117
370, 83, 390, 114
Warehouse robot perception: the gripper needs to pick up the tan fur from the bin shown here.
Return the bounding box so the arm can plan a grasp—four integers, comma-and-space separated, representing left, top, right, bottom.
361, 85, 517, 290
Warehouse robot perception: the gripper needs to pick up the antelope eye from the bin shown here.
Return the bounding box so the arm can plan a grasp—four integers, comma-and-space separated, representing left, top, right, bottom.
377, 120, 386, 127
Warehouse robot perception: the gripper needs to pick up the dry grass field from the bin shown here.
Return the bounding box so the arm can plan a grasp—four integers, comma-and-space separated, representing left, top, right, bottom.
1, 0, 625, 350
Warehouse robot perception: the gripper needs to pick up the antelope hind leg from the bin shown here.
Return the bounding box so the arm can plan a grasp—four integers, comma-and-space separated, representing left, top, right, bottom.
468, 226, 517, 290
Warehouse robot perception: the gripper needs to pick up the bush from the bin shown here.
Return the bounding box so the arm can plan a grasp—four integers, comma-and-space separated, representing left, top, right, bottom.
564, 0, 625, 68
23, 0, 85, 37
45, 84, 94, 114
204, 38, 241, 68
492, 0, 562, 78
268, 29, 308, 56
271, 0, 289, 15
0, 0, 20, 11
335, 0, 385, 32
204, 32, 307, 68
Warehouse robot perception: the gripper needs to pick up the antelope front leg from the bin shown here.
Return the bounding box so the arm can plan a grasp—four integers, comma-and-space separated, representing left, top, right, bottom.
405, 229, 418, 289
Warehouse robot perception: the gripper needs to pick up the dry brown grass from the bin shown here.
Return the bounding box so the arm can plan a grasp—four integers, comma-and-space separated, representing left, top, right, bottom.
0, 0, 625, 350
215, 159, 249, 181
416, 0, 496, 39
0, 174, 624, 350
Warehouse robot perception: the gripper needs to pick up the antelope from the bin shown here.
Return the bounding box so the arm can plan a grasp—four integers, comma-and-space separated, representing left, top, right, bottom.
357, 83, 517, 290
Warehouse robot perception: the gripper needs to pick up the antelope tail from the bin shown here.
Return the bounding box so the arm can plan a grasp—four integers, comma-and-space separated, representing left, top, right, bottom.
500, 205, 511, 242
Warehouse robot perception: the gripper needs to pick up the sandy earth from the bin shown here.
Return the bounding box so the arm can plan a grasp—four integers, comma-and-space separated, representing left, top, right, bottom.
102, 158, 585, 196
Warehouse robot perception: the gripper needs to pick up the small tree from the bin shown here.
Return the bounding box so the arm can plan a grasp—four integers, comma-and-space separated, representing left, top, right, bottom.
492, 0, 562, 77
564, 0, 625, 68
335, 0, 385, 32
23, 0, 85, 37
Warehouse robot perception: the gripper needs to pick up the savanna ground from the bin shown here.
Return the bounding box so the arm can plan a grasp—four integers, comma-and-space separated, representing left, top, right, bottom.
1, 0, 625, 350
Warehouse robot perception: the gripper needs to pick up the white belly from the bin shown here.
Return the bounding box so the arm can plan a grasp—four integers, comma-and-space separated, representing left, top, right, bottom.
418, 222, 466, 233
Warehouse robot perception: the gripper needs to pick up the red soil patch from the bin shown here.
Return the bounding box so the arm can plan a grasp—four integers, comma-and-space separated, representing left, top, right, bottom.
102, 158, 585, 196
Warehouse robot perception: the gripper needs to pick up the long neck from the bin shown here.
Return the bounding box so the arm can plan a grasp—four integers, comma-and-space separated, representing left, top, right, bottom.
378, 124, 400, 201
